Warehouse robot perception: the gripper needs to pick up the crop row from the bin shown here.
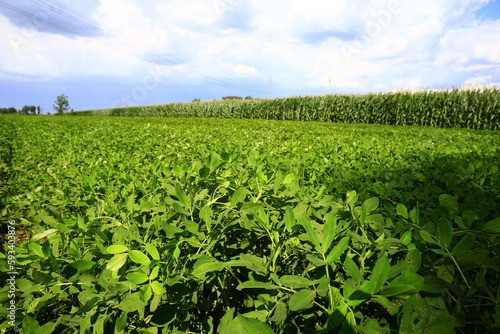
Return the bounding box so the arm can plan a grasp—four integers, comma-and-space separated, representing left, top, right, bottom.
69, 89, 500, 130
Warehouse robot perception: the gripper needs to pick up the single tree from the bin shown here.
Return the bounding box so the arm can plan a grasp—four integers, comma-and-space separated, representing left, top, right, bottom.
53, 94, 70, 114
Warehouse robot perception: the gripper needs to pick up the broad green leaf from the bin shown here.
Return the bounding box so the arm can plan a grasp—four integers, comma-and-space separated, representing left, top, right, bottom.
409, 207, 420, 224
451, 234, 474, 255
380, 285, 417, 297
115, 311, 128, 332
322, 212, 337, 253
220, 314, 274, 334
327, 303, 348, 330
431, 248, 449, 256
229, 254, 267, 274
326, 236, 349, 265
21, 316, 41, 334
269, 301, 287, 322
437, 217, 453, 248
218, 308, 236, 333
366, 256, 390, 293
373, 297, 400, 315
386, 272, 424, 293
231, 187, 248, 207
194, 188, 209, 202
481, 217, 500, 234
346, 190, 358, 205
289, 289, 316, 311
106, 245, 129, 254
456, 248, 490, 267
358, 318, 384, 334
127, 272, 149, 284
439, 194, 459, 214
76, 297, 100, 315
365, 214, 384, 233
422, 276, 448, 294
241, 310, 268, 321
69, 260, 96, 271
149, 266, 160, 280
30, 229, 58, 242
284, 206, 296, 232
347, 289, 371, 306
139, 285, 153, 302
257, 206, 270, 228
128, 250, 151, 264
150, 304, 179, 327
237, 281, 280, 290
28, 243, 46, 258
175, 182, 191, 209
118, 292, 147, 313
208, 151, 222, 172
172, 202, 190, 216
199, 205, 213, 233
139, 201, 155, 212
151, 205, 167, 212
279, 275, 314, 289
78, 290, 99, 305
362, 197, 379, 215
145, 244, 160, 260
150, 281, 165, 295
192, 261, 227, 279
283, 173, 295, 185
306, 254, 327, 267
106, 253, 128, 271
273, 171, 284, 193
396, 203, 409, 219
299, 216, 321, 251
343, 256, 364, 282
419, 230, 439, 245
400, 230, 412, 245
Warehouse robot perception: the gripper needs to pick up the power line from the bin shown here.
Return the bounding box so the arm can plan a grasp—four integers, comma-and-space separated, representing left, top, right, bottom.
0, 1, 85, 37
85, 0, 100, 6
30, 0, 104, 34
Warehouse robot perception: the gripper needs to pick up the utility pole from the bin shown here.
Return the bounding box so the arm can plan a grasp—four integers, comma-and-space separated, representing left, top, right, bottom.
328, 78, 331, 95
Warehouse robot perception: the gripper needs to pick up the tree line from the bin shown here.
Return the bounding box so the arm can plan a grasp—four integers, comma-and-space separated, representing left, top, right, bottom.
0, 106, 42, 114
1, 94, 72, 115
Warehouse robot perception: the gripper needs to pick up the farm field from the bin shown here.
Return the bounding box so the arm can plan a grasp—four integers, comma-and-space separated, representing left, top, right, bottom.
69, 89, 500, 130
1, 115, 499, 333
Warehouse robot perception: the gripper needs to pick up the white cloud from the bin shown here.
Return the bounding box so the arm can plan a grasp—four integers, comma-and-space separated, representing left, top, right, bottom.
0, 0, 499, 105
235, 64, 259, 74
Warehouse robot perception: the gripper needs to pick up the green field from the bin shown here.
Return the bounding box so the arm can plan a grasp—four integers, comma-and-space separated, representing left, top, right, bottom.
1, 115, 499, 333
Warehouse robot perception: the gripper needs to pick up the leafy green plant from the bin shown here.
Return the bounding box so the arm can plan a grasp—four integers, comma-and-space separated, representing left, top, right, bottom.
1, 115, 499, 333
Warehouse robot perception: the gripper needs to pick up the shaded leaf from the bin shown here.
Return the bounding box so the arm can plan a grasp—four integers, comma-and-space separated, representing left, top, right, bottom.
279, 275, 314, 289
237, 281, 280, 290
481, 217, 500, 234
289, 289, 316, 311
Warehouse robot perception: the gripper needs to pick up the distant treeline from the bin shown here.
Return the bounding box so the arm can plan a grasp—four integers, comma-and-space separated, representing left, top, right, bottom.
0, 106, 42, 114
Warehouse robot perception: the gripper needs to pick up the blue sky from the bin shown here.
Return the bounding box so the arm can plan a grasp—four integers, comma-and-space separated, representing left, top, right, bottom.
1, 0, 499, 113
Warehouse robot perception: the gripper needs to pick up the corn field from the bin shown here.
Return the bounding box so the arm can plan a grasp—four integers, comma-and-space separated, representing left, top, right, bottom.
69, 89, 500, 130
